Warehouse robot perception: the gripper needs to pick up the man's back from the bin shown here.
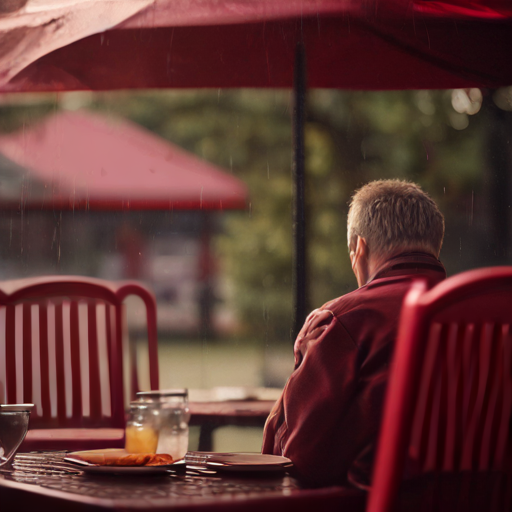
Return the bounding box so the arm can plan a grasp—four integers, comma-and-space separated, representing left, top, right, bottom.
263, 252, 446, 488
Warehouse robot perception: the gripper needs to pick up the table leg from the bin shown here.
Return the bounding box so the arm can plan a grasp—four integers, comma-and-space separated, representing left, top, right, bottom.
197, 424, 217, 452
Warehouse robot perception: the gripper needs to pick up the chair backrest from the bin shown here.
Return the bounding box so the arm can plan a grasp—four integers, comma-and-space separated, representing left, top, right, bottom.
369, 267, 512, 512
0, 275, 159, 429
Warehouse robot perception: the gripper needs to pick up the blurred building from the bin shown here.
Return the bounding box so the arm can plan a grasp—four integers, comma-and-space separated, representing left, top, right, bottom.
0, 110, 248, 338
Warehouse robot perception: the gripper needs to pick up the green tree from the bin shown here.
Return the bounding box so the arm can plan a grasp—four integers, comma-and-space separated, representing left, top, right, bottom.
90, 89, 487, 343
0, 89, 490, 344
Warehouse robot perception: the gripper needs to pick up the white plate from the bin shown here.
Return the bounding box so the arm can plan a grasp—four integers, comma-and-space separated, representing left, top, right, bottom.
185, 452, 293, 473
64, 451, 182, 475
64, 458, 177, 475
75, 464, 175, 475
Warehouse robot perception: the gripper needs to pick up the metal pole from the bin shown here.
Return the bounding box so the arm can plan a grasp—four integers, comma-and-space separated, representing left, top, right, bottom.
484, 93, 511, 264
292, 41, 308, 342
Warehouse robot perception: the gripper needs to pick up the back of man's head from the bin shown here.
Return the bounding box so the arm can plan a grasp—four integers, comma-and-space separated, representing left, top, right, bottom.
347, 179, 444, 258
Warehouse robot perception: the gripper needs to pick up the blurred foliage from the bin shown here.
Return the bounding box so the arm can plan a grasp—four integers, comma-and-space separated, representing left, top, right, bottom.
0, 89, 491, 343
0, 97, 57, 132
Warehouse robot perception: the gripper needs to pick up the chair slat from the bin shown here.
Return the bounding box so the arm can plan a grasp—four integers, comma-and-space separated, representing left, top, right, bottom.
424, 324, 449, 472
455, 323, 476, 469
462, 324, 495, 469
130, 338, 139, 401
105, 303, 113, 418
38, 303, 52, 421
95, 302, 110, 418
494, 325, 512, 468
22, 304, 32, 404
111, 305, 125, 427
479, 324, 506, 470
54, 302, 67, 421
69, 300, 82, 422
460, 324, 481, 470
410, 323, 442, 470
5, 304, 16, 403
444, 322, 463, 471
88, 300, 102, 421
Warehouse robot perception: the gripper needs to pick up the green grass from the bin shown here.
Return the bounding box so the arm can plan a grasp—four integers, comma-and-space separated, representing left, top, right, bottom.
134, 338, 294, 390
132, 338, 293, 452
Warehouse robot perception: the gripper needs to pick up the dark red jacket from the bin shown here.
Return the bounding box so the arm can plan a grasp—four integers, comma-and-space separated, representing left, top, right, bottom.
262, 252, 446, 488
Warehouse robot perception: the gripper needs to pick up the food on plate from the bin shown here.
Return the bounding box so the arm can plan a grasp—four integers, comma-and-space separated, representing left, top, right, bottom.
68, 449, 174, 467
104, 453, 153, 466
146, 453, 174, 466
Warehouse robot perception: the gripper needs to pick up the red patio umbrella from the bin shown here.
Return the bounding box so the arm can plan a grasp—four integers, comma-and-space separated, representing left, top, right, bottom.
0, 0, 510, 335
0, 1, 511, 91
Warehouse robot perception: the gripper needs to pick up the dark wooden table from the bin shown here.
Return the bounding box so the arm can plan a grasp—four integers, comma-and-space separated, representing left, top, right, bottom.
20, 399, 276, 453
0, 452, 366, 512
189, 400, 275, 451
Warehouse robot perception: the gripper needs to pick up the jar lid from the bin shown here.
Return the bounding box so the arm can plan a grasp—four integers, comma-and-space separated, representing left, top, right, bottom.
129, 400, 156, 409
0, 404, 34, 412
136, 388, 188, 399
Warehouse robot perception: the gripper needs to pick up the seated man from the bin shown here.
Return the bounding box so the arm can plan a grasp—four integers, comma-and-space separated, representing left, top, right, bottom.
262, 179, 446, 489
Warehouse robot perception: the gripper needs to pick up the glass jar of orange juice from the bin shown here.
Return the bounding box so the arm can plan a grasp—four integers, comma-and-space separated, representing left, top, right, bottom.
125, 401, 159, 453
136, 389, 190, 460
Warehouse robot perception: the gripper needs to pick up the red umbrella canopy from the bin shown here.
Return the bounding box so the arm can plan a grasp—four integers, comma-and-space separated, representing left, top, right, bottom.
0, 0, 511, 92
0, 110, 248, 210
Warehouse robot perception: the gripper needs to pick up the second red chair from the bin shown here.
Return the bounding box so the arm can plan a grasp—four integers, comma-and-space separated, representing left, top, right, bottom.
0, 275, 159, 451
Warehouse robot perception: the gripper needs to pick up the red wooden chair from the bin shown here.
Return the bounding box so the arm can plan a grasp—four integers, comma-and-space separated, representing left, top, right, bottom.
368, 267, 512, 512
0, 275, 159, 451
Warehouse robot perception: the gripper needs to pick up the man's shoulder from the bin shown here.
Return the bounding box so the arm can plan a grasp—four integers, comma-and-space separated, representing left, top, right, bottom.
316, 275, 427, 354
323, 275, 419, 319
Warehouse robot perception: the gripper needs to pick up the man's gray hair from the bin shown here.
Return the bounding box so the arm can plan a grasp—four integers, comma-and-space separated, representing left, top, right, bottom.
347, 179, 444, 258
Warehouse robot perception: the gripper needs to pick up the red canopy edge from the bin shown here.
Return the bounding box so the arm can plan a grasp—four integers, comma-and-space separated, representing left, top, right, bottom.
120, 0, 360, 28
412, 0, 512, 19
0, 198, 244, 211
2, 14, 512, 93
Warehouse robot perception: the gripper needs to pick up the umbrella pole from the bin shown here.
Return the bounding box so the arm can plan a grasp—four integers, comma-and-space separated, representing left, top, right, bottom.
292, 41, 308, 342
484, 93, 511, 263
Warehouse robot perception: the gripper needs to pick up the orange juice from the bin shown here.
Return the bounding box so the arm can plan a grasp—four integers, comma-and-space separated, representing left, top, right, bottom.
125, 425, 158, 453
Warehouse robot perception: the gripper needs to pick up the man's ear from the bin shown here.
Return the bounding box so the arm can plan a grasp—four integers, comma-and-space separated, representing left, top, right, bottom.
352, 236, 370, 287
355, 236, 368, 261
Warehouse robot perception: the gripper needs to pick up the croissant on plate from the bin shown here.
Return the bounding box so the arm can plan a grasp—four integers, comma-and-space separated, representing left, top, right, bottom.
69, 449, 174, 466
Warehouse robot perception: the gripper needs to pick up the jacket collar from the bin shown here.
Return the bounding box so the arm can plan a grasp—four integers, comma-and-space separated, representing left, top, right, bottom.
369, 252, 446, 284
